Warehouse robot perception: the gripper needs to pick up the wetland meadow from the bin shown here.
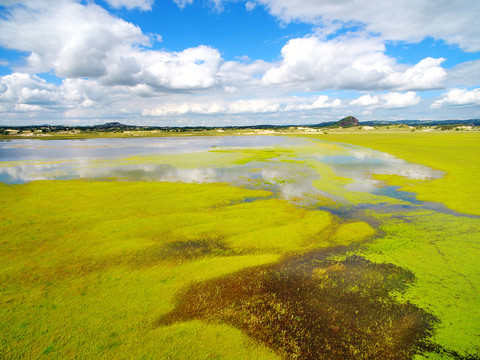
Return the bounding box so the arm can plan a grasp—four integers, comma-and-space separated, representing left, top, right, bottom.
1, 130, 479, 359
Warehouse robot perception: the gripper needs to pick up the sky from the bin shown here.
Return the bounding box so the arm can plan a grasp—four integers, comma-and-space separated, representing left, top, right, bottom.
0, 0, 480, 126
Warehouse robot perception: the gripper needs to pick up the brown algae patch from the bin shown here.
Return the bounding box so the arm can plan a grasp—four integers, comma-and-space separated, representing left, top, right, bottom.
158, 247, 437, 360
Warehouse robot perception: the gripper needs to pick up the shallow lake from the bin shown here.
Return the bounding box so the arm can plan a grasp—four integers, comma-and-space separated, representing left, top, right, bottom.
0, 135, 458, 216
0, 136, 306, 162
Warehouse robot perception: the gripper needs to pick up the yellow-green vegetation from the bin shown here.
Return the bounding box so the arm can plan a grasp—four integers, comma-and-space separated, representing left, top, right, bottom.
357, 209, 480, 358
2, 131, 480, 359
124, 148, 296, 168
310, 132, 480, 216
0, 180, 374, 359
161, 250, 436, 360
304, 132, 480, 358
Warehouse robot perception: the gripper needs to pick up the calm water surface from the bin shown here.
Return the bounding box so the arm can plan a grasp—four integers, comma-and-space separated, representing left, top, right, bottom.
1, 136, 455, 215
0, 136, 299, 162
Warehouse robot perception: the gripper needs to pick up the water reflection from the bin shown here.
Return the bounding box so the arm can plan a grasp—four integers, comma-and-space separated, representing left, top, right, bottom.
0, 136, 303, 161
317, 144, 443, 193
80, 161, 323, 205
0, 136, 448, 211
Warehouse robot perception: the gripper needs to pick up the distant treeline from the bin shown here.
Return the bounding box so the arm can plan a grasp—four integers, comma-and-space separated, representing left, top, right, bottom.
1, 119, 479, 134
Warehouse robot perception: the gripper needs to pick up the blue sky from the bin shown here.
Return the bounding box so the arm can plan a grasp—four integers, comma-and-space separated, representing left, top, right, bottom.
0, 0, 480, 126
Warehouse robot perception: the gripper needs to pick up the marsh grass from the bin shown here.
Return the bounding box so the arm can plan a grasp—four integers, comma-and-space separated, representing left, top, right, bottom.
309, 132, 480, 216
160, 248, 437, 360
302, 132, 480, 358
1, 179, 378, 358
355, 210, 480, 359
2, 132, 480, 359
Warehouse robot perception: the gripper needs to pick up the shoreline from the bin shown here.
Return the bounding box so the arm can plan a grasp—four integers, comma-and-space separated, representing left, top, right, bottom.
1, 125, 477, 140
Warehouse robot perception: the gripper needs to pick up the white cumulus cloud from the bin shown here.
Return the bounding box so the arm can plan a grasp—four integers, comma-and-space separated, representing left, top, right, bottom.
136, 46, 222, 90
431, 88, 480, 108
261, 35, 446, 91
104, 0, 154, 11
350, 91, 420, 109
0, 0, 477, 124
350, 94, 379, 107
143, 95, 341, 116
0, 1, 221, 92
173, 0, 195, 9
0, 73, 59, 106
0, 1, 148, 77
284, 96, 341, 111
382, 91, 421, 108
247, 0, 480, 52
246, 1, 256, 11
14, 103, 47, 112
446, 60, 480, 88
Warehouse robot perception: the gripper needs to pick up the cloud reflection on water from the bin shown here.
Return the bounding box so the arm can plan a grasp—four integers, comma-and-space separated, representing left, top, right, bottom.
0, 137, 444, 208
318, 145, 443, 194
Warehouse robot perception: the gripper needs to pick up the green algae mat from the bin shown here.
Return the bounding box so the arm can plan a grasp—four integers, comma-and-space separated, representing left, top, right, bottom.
1, 133, 479, 359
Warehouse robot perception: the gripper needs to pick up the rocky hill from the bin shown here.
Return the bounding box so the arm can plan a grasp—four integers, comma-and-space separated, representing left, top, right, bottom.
336, 116, 359, 127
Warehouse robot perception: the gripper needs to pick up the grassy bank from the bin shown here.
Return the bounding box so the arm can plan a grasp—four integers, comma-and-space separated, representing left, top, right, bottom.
308, 132, 480, 216
307, 132, 480, 358
0, 180, 374, 359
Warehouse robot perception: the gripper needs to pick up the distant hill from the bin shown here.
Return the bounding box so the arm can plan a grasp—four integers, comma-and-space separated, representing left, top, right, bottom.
310, 118, 480, 128
96, 122, 125, 128
336, 116, 359, 127
1, 117, 479, 134
360, 119, 480, 127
